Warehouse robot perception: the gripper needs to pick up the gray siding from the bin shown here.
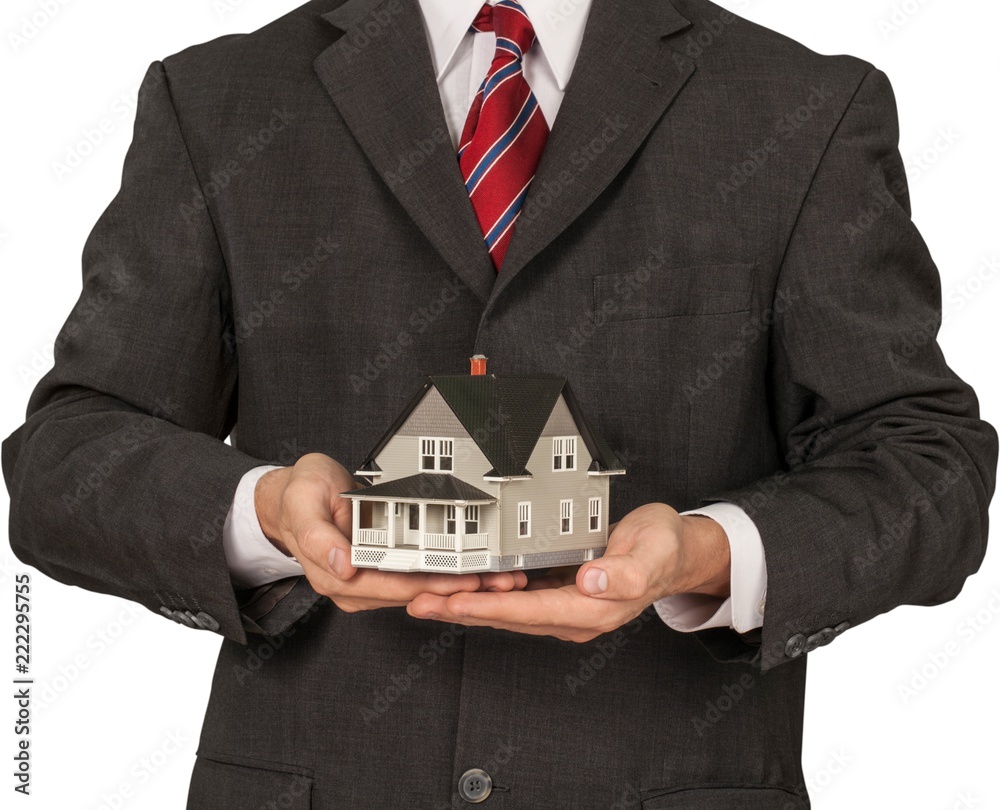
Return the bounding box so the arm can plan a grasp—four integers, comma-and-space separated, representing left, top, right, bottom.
374, 435, 494, 490
378, 386, 495, 487
371, 392, 502, 554
498, 395, 610, 556
363, 388, 611, 559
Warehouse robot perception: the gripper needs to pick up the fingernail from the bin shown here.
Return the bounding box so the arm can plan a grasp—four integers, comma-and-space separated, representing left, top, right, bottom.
329, 547, 346, 578
582, 568, 608, 595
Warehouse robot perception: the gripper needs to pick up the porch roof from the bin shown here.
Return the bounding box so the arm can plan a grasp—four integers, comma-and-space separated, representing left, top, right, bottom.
340, 473, 496, 504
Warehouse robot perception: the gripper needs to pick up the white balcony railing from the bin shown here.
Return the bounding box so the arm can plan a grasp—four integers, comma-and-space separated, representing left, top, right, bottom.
357, 528, 389, 546
423, 533, 489, 551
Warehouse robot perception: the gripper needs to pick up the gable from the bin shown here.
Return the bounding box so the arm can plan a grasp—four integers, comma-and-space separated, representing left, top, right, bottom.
532, 394, 593, 469
430, 374, 567, 477
539, 395, 577, 437
357, 375, 625, 478
394, 386, 467, 438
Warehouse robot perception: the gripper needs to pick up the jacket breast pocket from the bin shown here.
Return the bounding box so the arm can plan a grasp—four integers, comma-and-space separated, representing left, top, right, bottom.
187, 753, 313, 809
641, 785, 808, 809
593, 263, 755, 322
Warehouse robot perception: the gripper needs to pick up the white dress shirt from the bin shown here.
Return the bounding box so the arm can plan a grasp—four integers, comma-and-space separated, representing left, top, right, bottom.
222, 0, 767, 635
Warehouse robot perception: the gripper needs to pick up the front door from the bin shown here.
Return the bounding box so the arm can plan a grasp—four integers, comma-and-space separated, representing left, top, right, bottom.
404, 503, 421, 546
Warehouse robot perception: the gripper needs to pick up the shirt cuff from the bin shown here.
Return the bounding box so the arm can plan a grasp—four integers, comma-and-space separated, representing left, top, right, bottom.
653, 502, 767, 635
222, 465, 306, 589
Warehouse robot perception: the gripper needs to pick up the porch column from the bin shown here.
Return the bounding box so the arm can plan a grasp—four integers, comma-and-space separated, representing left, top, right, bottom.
387, 501, 396, 548
418, 502, 427, 550
352, 498, 361, 544
455, 504, 465, 553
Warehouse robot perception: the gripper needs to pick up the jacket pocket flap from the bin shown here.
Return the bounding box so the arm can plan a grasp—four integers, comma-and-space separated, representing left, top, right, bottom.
642, 785, 807, 809
187, 754, 312, 809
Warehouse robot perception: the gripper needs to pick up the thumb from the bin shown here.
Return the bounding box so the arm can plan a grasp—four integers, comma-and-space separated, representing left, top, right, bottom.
577, 551, 650, 601
330, 487, 358, 538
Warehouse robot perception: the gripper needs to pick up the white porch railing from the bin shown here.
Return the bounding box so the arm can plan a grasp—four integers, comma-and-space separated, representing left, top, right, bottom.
357, 528, 389, 546
423, 534, 451, 549
424, 533, 489, 551
463, 533, 489, 549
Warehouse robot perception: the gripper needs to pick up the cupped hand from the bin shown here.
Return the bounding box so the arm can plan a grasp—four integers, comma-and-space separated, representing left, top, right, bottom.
254, 453, 527, 613
407, 503, 730, 642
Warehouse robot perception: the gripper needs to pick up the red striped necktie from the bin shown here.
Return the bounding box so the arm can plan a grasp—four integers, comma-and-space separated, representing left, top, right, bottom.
458, 0, 551, 272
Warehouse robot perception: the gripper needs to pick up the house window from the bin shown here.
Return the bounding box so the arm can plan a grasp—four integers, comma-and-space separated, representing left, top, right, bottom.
409, 504, 420, 530
445, 505, 480, 534
552, 437, 577, 471
465, 505, 480, 535
560, 499, 573, 534
419, 438, 454, 472
394, 502, 402, 517
420, 438, 435, 470
438, 440, 453, 470
518, 502, 531, 538
588, 497, 601, 532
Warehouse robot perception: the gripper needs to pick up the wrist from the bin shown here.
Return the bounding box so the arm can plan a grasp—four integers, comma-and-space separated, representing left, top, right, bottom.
677, 515, 731, 599
255, 466, 293, 555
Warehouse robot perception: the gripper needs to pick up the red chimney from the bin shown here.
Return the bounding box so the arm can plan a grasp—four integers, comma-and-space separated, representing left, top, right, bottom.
470, 355, 487, 376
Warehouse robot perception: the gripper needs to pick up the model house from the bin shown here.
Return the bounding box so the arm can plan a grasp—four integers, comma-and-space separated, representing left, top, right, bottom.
342, 356, 625, 573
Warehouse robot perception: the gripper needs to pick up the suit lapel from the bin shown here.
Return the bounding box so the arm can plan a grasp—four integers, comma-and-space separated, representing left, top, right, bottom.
314, 0, 497, 304
313, 0, 696, 309
486, 0, 696, 309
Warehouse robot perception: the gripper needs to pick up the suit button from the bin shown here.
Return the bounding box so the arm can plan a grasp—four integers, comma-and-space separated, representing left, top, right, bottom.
785, 633, 807, 658
804, 633, 824, 652
817, 627, 837, 646
196, 612, 220, 632
159, 606, 175, 620
458, 768, 492, 803
173, 610, 196, 628
834, 621, 851, 635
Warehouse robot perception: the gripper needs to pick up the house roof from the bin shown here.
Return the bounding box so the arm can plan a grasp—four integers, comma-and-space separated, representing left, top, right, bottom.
358, 374, 625, 478
341, 473, 496, 503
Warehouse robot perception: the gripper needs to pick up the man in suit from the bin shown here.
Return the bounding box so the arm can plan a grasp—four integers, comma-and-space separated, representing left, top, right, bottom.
4, 0, 996, 807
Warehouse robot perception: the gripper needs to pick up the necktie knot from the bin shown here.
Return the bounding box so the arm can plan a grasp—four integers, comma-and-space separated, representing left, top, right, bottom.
470, 0, 537, 62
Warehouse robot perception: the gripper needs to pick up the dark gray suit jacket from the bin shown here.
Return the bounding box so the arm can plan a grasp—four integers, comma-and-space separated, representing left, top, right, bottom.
4, 0, 997, 807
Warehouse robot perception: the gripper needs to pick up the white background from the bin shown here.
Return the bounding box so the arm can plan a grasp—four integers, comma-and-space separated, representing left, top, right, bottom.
1, 1, 998, 808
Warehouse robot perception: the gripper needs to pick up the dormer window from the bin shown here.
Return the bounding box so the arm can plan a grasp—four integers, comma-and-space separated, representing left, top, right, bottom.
419, 438, 454, 472
552, 436, 577, 471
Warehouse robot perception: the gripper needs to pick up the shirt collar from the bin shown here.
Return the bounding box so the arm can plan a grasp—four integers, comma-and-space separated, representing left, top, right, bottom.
418, 0, 593, 91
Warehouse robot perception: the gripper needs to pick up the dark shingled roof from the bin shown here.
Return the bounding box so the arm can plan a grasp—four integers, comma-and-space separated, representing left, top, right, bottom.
342, 473, 495, 503
358, 374, 624, 478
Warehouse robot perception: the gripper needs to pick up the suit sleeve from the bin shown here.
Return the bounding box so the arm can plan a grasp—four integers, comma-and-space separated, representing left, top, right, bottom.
697, 69, 997, 672
1, 62, 320, 644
